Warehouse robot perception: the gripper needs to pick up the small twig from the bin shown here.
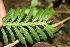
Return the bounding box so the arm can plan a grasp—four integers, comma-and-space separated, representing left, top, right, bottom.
48, 3, 53, 8
59, 4, 70, 11
4, 40, 19, 47
4, 38, 27, 47
56, 11, 70, 14
63, 5, 70, 11
51, 16, 70, 27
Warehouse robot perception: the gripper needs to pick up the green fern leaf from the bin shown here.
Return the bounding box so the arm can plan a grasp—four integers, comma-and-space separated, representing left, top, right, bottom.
45, 8, 55, 21
11, 8, 20, 22
28, 26, 40, 42
13, 26, 25, 44
32, 9, 44, 22
25, 6, 34, 22
17, 7, 26, 22
21, 27, 33, 44
40, 7, 49, 21
9, 9, 15, 22
43, 24, 54, 38
3, 9, 14, 22
6, 26, 15, 41
1, 28, 8, 45
46, 24, 57, 33
36, 26, 47, 40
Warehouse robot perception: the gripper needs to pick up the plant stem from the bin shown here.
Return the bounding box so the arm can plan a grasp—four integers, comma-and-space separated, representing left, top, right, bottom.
51, 16, 70, 27
56, 10, 70, 14
3, 21, 47, 26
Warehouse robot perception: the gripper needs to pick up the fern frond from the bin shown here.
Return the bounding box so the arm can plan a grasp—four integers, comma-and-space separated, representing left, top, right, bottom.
0, 6, 57, 45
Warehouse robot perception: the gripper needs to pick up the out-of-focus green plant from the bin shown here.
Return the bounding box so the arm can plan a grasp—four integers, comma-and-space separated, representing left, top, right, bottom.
52, 44, 63, 47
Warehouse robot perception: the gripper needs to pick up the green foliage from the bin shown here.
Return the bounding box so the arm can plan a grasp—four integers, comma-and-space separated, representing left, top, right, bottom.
58, 30, 63, 34
57, 45, 63, 47
1, 28, 8, 45
31, 0, 38, 6
0, 6, 57, 45
0, 0, 58, 46
52, 45, 63, 47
